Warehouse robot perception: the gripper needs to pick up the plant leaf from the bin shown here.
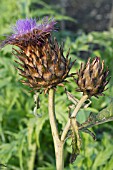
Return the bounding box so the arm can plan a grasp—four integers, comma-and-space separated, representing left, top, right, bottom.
79, 100, 113, 130
92, 145, 113, 169
70, 118, 81, 163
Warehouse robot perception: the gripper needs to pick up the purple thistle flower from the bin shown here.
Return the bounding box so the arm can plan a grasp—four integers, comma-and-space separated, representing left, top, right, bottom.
12, 18, 37, 36
1, 17, 56, 48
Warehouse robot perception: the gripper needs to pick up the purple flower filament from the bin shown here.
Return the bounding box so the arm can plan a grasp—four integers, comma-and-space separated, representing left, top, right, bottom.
12, 18, 37, 37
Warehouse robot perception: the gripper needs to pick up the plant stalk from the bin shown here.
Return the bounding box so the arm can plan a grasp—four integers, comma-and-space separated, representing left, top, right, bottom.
48, 88, 64, 170
54, 140, 64, 170
61, 95, 88, 141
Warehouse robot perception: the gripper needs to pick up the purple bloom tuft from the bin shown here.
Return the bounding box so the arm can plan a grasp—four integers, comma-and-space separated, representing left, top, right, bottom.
12, 18, 37, 36
0, 17, 56, 48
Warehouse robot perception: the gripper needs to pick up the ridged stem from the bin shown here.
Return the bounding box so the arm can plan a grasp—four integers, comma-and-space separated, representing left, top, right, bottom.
61, 95, 88, 141
48, 89, 64, 170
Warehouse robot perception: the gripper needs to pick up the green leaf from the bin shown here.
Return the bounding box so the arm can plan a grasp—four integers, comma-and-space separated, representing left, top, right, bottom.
92, 145, 113, 169
103, 156, 113, 170
0, 77, 12, 88
0, 142, 16, 163
96, 101, 113, 120
80, 100, 113, 130
35, 112, 48, 148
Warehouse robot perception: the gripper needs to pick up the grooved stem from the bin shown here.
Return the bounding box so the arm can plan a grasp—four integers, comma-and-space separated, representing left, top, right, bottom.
48, 89, 64, 170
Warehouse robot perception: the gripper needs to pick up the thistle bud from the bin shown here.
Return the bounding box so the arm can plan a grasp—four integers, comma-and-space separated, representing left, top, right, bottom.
1, 18, 74, 93
76, 57, 109, 97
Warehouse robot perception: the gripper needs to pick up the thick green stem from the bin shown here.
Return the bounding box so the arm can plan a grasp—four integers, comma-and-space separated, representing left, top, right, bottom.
48, 89, 64, 170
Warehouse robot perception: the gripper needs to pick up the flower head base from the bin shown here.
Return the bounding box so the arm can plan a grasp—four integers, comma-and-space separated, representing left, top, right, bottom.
1, 17, 56, 48
75, 57, 109, 97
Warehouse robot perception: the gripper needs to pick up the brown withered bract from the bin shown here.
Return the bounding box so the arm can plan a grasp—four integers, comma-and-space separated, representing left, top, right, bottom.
75, 57, 109, 97
14, 37, 74, 93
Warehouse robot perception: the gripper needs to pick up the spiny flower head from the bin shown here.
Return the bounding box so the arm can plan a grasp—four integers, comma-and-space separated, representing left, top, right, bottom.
1, 17, 74, 93
1, 17, 56, 48
75, 57, 109, 97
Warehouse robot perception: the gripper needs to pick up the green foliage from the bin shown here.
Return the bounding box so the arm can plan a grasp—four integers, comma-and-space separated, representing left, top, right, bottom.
0, 0, 75, 36
0, 53, 49, 169
67, 132, 113, 170
68, 29, 113, 82
31, 0, 75, 22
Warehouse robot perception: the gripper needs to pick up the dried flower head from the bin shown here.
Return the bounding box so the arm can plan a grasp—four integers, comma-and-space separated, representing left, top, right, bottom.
1, 17, 74, 93
75, 57, 109, 97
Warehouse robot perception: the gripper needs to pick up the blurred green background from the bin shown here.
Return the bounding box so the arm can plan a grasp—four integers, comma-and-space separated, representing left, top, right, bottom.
0, 0, 113, 169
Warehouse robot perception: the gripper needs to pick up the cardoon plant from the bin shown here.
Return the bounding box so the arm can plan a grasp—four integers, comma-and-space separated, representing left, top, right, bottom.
1, 17, 112, 170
